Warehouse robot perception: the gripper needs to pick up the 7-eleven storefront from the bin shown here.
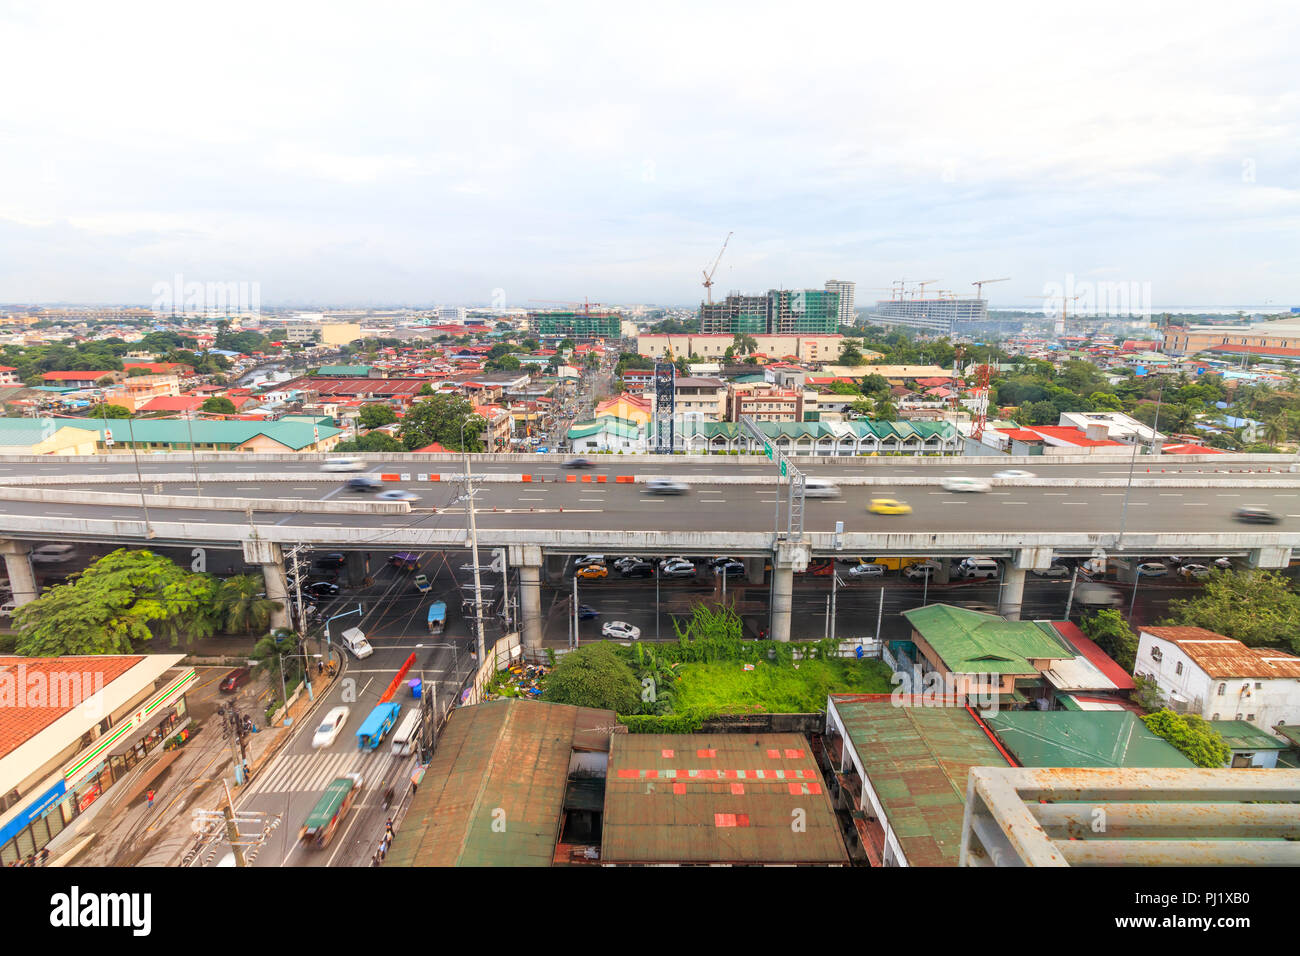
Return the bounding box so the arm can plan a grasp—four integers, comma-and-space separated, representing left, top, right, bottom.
0, 655, 196, 865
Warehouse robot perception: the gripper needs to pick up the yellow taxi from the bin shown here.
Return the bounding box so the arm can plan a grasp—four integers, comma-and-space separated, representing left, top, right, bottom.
868, 497, 912, 516
575, 564, 608, 580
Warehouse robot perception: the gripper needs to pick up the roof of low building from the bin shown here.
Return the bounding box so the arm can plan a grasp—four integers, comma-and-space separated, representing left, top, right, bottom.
984, 711, 1194, 768
602, 733, 847, 865
0, 418, 99, 446
902, 604, 1075, 674
1207, 720, 1289, 751
386, 699, 615, 867
76, 418, 342, 450
829, 696, 1010, 866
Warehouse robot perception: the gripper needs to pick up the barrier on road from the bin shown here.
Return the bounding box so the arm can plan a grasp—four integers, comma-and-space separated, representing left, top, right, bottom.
0, 486, 413, 515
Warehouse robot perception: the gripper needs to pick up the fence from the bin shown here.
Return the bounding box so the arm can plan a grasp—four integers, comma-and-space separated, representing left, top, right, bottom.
462, 632, 523, 706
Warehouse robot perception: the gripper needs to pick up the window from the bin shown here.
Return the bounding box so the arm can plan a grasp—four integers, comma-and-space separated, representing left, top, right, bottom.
1255, 682, 1263, 690
1175, 661, 1183, 675
1247, 714, 1255, 721
1212, 713, 1220, 720
1150, 646, 1163, 662
1218, 683, 1226, 696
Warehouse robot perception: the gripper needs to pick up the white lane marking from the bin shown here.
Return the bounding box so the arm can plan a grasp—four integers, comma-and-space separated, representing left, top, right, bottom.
1184, 503, 1207, 506
1099, 493, 1125, 496
942, 501, 966, 505
1216, 494, 1240, 497
642, 498, 664, 503
1159, 493, 1183, 497
1062, 502, 1087, 505
519, 497, 544, 501
1001, 501, 1027, 505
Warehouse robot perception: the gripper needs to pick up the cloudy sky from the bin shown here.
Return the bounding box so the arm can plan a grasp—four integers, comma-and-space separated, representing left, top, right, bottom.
1, 0, 1296, 309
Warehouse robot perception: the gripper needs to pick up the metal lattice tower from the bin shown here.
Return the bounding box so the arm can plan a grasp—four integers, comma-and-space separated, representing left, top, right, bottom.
653, 361, 675, 454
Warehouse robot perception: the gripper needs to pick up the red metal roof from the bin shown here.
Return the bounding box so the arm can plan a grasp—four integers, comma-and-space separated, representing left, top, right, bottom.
0, 656, 145, 759
1052, 622, 1136, 690
1142, 627, 1300, 679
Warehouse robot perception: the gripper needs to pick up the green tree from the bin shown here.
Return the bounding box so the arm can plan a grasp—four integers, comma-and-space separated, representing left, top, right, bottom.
252, 627, 302, 698
1163, 569, 1300, 652
1131, 674, 1166, 712
1088, 391, 1124, 411
1140, 710, 1231, 768
85, 404, 132, 419
1022, 400, 1059, 425
418, 382, 434, 396
873, 400, 898, 422
859, 373, 890, 397
13, 549, 215, 655
200, 396, 237, 415
488, 354, 522, 371
1080, 608, 1138, 672
127, 367, 151, 377
215, 574, 282, 636
334, 431, 404, 453
828, 380, 861, 396
848, 398, 875, 418
838, 341, 864, 366
541, 641, 641, 713
732, 333, 759, 356
358, 403, 397, 429
398, 395, 484, 452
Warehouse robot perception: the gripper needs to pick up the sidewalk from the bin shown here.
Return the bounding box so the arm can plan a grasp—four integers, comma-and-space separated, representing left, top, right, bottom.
60, 653, 341, 867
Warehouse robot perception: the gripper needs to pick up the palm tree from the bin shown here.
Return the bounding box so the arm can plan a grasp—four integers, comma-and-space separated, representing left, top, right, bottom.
1265, 413, 1289, 446
216, 574, 281, 635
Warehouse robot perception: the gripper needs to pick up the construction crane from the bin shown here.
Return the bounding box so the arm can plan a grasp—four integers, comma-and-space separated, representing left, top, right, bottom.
701, 232, 733, 304
1029, 293, 1083, 335
912, 279, 939, 299
527, 298, 603, 313
971, 277, 1009, 300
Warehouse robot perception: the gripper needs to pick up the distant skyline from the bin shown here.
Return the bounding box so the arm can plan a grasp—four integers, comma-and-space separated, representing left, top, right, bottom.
1, 2, 1296, 308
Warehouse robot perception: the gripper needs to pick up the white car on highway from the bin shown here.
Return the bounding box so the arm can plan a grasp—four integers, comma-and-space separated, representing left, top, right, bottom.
992, 469, 1036, 480
1137, 562, 1169, 577
1031, 563, 1071, 578
311, 706, 350, 748
321, 457, 365, 472
377, 489, 419, 501
602, 621, 641, 641
941, 476, 991, 493
30, 544, 76, 564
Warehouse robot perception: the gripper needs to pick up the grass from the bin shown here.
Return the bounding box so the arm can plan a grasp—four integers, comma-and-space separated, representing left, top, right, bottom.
667, 656, 893, 715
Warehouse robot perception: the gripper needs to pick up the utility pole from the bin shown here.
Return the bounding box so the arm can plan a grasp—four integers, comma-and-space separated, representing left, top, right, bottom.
221, 781, 248, 868
461, 419, 487, 663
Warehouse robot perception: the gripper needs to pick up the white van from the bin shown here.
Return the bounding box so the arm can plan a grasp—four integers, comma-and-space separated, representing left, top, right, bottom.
957, 557, 1001, 580
803, 478, 840, 498
390, 709, 421, 756
340, 627, 373, 659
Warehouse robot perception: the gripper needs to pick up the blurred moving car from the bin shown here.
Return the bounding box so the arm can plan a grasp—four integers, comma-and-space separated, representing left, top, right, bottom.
1177, 564, 1210, 580
601, 621, 641, 641
660, 560, 696, 578
345, 476, 383, 492
314, 552, 347, 570
868, 498, 912, 515
903, 560, 941, 580
645, 478, 689, 495
940, 476, 990, 493
377, 489, 419, 502
577, 605, 600, 620
219, 668, 251, 693
304, 581, 341, 598
576, 565, 608, 580
564, 457, 594, 469
311, 706, 350, 749
714, 560, 745, 577
803, 478, 840, 498
1234, 505, 1280, 524
1031, 563, 1071, 578
992, 469, 1036, 480
1136, 562, 1169, 577
619, 561, 655, 579
30, 544, 76, 564
321, 457, 365, 472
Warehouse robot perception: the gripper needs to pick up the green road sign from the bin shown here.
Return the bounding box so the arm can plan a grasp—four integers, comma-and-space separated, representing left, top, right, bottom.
764, 442, 773, 460
780, 459, 787, 477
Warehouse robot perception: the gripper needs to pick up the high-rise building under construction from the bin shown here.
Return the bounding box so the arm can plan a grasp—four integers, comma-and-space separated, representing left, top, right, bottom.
699, 288, 840, 335
529, 310, 622, 340
870, 296, 988, 336
824, 279, 856, 325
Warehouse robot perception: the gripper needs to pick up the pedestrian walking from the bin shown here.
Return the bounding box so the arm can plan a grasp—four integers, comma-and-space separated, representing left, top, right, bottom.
146, 788, 155, 810
39, 848, 50, 866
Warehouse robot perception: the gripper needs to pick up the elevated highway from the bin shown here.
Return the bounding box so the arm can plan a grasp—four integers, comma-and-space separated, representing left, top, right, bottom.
2, 452, 1297, 647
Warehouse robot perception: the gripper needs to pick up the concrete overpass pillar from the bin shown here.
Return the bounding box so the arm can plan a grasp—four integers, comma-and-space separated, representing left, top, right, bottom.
345, 550, 366, 588
242, 539, 290, 631
1249, 546, 1293, 569
771, 543, 810, 643
934, 558, 951, 585
0, 541, 38, 607
745, 557, 765, 585
509, 545, 544, 658
544, 553, 568, 586
999, 566, 1026, 620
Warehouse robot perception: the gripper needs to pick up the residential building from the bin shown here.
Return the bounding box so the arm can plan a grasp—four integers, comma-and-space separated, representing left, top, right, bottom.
529, 310, 621, 340
699, 289, 840, 336
41, 371, 120, 388
566, 419, 647, 453
670, 377, 727, 420
284, 322, 362, 346
0, 655, 194, 866
437, 306, 467, 323
636, 333, 843, 364
825, 279, 856, 325
0, 367, 19, 386
1057, 411, 1167, 446
823, 695, 1011, 866
1135, 626, 1300, 736
1208, 720, 1289, 768
1164, 317, 1300, 356
870, 296, 988, 336
727, 382, 810, 422
592, 393, 651, 429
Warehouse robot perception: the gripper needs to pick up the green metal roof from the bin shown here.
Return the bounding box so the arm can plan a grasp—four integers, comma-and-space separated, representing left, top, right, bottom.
567, 419, 641, 441
1207, 720, 1289, 751
602, 734, 847, 865
302, 776, 357, 829
902, 604, 1075, 674
1272, 724, 1300, 749
830, 697, 1008, 867
316, 365, 373, 376
985, 711, 1194, 768
386, 699, 616, 867
76, 418, 341, 450
681, 419, 956, 442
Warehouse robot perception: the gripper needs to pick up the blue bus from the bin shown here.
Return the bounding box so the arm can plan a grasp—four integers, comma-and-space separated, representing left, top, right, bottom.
356, 703, 402, 750
427, 601, 447, 635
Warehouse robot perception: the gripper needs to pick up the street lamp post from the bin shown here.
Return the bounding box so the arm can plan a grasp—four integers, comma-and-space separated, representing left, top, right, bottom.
460, 417, 487, 662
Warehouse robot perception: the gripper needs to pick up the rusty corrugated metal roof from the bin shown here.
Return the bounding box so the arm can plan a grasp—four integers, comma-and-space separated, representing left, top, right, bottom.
386, 699, 615, 867
830, 697, 1009, 867
1142, 627, 1300, 679
602, 733, 847, 865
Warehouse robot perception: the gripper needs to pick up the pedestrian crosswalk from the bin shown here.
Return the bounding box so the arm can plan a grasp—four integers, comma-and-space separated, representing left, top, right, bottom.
246, 748, 407, 797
